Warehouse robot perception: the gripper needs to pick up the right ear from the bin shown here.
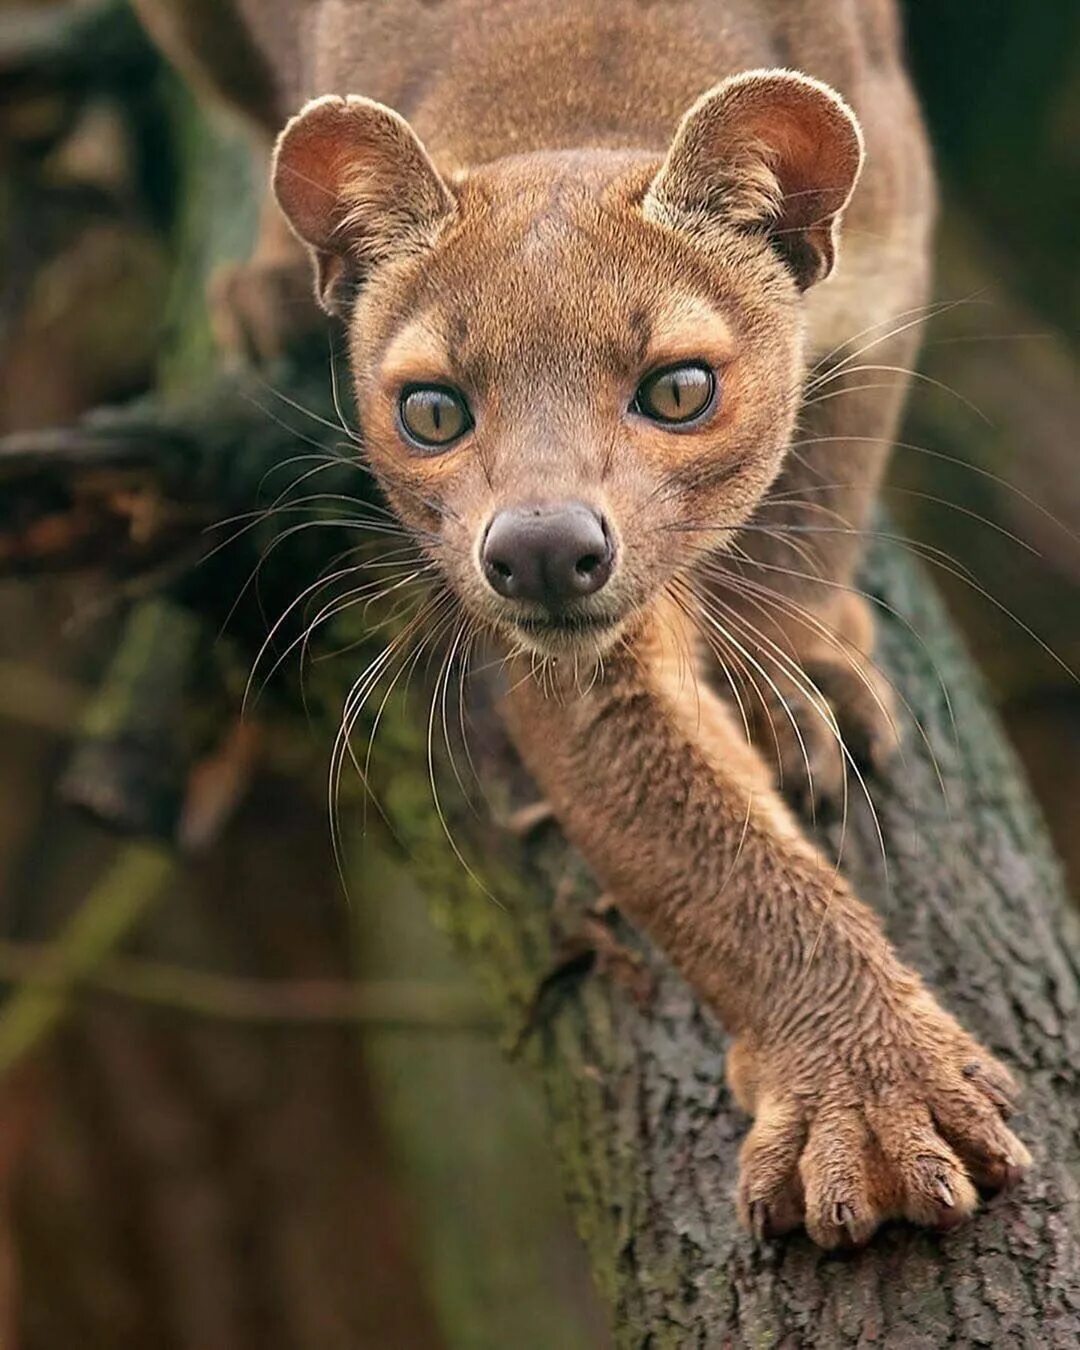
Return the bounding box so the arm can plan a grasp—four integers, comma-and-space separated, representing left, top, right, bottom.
644, 71, 864, 290
272, 95, 455, 316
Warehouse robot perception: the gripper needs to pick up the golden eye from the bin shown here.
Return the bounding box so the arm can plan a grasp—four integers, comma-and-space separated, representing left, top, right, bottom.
398, 385, 472, 449
634, 363, 716, 425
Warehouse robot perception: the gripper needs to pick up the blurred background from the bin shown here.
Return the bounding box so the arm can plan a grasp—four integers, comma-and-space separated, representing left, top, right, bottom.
0, 1, 1075, 1346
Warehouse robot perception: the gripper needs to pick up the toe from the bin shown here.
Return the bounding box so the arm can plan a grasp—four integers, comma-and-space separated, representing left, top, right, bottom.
781, 698, 847, 814
865, 1101, 978, 1229
737, 1098, 807, 1239
800, 1110, 879, 1248
899, 1151, 978, 1229
931, 1084, 1032, 1191
957, 1052, 1020, 1118
808, 655, 900, 774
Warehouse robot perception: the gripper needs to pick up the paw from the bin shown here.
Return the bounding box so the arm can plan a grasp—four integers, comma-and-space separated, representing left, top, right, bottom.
209, 257, 323, 364
550, 889, 654, 1006
730, 1003, 1031, 1248
745, 609, 898, 813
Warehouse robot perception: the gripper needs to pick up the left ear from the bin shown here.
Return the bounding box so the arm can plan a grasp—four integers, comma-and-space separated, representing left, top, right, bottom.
272, 94, 455, 316
644, 69, 864, 290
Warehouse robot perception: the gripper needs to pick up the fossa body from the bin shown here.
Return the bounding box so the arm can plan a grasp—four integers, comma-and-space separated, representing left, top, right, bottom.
134, 0, 1029, 1247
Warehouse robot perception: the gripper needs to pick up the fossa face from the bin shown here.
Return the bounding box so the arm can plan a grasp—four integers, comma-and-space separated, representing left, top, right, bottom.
273, 75, 862, 657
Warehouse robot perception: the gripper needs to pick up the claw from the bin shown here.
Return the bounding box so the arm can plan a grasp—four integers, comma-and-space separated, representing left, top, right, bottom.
934, 1177, 955, 1208
960, 1058, 1015, 1117
833, 1202, 857, 1242
1001, 1156, 1026, 1190
749, 1199, 769, 1241
505, 799, 556, 838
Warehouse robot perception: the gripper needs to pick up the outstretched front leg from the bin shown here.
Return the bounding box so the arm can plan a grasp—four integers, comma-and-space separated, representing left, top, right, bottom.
503, 609, 1029, 1246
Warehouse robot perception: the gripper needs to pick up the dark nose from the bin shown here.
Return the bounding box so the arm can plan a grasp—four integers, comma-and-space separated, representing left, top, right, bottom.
482, 503, 614, 605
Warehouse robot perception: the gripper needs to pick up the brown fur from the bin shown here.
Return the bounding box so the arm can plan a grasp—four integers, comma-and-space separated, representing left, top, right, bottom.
133, 0, 1029, 1248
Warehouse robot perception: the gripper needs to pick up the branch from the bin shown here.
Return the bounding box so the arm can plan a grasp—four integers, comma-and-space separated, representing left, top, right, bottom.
0, 942, 493, 1031
0, 353, 362, 577
0, 841, 174, 1075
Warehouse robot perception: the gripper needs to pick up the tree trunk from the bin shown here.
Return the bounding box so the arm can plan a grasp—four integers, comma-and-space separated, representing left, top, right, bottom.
0, 12, 605, 1343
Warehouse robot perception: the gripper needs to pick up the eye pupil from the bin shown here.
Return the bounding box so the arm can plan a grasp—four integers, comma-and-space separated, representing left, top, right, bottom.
399, 385, 471, 451
634, 363, 716, 425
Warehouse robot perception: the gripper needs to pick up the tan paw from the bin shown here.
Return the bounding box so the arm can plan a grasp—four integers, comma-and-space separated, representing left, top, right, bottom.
747, 632, 899, 813
731, 1010, 1030, 1248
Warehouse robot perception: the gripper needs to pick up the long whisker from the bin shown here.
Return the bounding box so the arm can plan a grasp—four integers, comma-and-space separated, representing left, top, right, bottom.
426, 615, 503, 907
213, 512, 422, 641
308, 574, 432, 668
702, 561, 951, 813
709, 546, 963, 738
330, 590, 460, 883
297, 561, 430, 721
752, 478, 1042, 559
238, 388, 352, 457
244, 561, 422, 711
328, 608, 433, 890
806, 362, 992, 426
742, 532, 1076, 685
701, 580, 897, 890
674, 578, 824, 819
666, 579, 763, 756
359, 592, 457, 828
809, 293, 987, 381
255, 370, 359, 441
695, 593, 870, 929
787, 432, 1080, 552
328, 331, 362, 443
454, 623, 487, 806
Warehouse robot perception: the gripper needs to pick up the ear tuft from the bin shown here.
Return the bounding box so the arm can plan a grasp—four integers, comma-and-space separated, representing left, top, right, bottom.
645, 70, 864, 290
272, 95, 454, 315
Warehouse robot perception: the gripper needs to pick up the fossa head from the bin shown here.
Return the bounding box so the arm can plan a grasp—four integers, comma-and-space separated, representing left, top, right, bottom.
273, 71, 862, 656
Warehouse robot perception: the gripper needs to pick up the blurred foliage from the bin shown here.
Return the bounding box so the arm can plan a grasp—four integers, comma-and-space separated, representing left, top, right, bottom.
904, 0, 1080, 338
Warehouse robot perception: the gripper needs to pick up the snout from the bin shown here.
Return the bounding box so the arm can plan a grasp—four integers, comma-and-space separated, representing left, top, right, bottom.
481, 502, 614, 607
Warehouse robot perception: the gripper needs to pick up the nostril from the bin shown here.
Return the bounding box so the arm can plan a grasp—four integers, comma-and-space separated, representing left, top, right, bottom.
490, 558, 513, 580
570, 516, 614, 596
576, 516, 613, 576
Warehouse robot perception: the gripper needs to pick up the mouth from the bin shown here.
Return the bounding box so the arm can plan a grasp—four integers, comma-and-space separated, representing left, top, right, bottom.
512, 610, 610, 635
503, 606, 626, 654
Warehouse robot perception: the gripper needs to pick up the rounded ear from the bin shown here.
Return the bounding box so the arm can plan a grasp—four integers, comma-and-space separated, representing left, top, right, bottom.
272, 94, 455, 315
644, 70, 864, 290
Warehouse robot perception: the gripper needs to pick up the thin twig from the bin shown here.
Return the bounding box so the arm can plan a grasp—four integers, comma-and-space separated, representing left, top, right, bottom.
0, 842, 174, 1076
0, 940, 495, 1032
